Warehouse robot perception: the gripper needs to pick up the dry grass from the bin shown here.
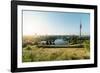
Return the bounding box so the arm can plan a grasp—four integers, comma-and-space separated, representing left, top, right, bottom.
22, 47, 90, 62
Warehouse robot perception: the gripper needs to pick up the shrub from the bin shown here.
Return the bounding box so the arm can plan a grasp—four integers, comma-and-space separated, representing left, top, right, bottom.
22, 40, 35, 48
83, 40, 90, 51
26, 45, 32, 50
22, 51, 32, 62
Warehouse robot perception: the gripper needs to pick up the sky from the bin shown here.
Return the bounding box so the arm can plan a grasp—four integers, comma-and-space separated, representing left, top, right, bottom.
23, 10, 90, 36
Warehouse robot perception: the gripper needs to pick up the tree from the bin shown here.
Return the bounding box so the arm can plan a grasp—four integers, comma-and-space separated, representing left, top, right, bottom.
69, 36, 79, 45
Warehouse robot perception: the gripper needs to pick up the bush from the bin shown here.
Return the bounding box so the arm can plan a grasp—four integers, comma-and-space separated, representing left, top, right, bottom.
22, 42, 27, 48
22, 40, 35, 48
22, 51, 32, 62
26, 45, 32, 50
83, 40, 90, 51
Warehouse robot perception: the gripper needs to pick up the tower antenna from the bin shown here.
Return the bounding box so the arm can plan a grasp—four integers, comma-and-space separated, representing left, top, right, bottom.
80, 19, 82, 37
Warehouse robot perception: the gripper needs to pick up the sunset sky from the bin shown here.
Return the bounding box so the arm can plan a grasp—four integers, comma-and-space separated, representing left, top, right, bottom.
23, 10, 90, 36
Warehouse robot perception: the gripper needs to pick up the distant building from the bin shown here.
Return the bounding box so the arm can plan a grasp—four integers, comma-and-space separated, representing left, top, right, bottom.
39, 41, 47, 45
54, 39, 68, 45
39, 38, 68, 45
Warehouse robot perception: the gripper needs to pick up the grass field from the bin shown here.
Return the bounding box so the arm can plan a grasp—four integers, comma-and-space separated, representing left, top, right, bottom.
22, 46, 90, 62
22, 35, 90, 62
